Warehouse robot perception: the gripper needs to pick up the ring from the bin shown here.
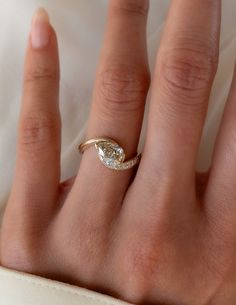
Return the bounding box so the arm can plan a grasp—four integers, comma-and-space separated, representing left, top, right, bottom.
78, 138, 141, 171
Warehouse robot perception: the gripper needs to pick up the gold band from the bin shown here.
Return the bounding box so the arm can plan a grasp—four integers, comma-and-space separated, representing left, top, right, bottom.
78, 137, 141, 171
79, 138, 117, 153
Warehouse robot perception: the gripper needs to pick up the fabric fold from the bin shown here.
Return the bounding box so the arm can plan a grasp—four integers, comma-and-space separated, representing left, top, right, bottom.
0, 266, 133, 305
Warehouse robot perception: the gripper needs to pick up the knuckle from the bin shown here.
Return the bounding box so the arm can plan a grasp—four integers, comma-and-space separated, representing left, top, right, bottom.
59, 215, 108, 277
158, 36, 218, 114
19, 113, 59, 151
160, 50, 215, 99
111, 0, 149, 16
128, 244, 158, 277
1, 231, 38, 272
97, 64, 150, 116
117, 238, 158, 301
203, 229, 234, 283
24, 65, 59, 84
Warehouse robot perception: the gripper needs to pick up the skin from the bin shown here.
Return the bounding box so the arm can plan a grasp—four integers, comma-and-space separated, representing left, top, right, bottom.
1, 0, 236, 304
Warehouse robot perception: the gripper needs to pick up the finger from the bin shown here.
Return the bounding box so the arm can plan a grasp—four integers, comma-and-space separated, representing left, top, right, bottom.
140, 0, 221, 194
117, 0, 221, 267
67, 1, 150, 212
9, 8, 61, 216
204, 64, 236, 231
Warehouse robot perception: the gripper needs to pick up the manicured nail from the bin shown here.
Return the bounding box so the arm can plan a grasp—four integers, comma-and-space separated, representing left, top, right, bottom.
30, 8, 51, 49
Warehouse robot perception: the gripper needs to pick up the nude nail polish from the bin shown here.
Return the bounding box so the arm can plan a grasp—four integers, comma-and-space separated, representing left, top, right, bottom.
30, 8, 51, 49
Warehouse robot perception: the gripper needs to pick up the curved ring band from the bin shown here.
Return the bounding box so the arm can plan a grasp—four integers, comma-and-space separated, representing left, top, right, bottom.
78, 138, 141, 171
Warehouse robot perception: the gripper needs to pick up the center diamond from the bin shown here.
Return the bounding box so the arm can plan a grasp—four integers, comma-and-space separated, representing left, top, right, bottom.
95, 141, 125, 167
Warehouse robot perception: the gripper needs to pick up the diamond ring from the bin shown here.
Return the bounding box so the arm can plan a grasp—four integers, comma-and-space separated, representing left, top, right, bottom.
78, 138, 141, 170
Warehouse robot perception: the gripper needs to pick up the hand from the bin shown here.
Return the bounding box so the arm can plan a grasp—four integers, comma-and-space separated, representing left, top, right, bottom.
1, 1, 235, 304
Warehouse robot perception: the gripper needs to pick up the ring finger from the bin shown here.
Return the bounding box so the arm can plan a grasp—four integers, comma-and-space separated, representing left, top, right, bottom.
66, 0, 150, 217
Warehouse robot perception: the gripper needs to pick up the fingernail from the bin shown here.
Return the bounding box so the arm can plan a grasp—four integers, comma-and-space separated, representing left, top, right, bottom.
30, 8, 51, 49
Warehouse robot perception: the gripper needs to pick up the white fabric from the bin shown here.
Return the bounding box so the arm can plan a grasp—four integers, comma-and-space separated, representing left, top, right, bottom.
0, 266, 132, 305
0, 1, 236, 304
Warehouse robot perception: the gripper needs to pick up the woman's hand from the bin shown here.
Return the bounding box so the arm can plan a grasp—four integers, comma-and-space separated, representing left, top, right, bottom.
1, 1, 236, 304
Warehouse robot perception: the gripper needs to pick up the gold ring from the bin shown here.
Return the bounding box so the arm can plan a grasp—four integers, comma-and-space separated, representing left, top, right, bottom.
78, 137, 141, 171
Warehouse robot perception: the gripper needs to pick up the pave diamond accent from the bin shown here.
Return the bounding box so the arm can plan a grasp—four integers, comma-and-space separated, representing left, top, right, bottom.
95, 139, 140, 170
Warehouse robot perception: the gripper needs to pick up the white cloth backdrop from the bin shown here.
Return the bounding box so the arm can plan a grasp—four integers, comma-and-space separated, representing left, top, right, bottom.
1, 0, 236, 220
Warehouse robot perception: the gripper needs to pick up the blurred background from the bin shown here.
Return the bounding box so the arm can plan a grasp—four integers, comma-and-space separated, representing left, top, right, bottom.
0, 0, 236, 218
